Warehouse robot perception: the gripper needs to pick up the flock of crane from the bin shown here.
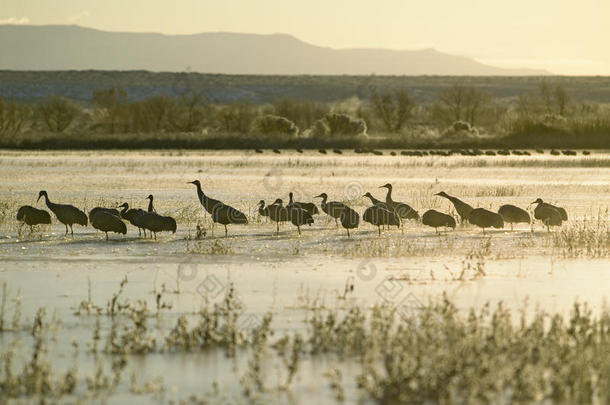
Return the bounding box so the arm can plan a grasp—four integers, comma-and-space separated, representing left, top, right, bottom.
15, 181, 568, 240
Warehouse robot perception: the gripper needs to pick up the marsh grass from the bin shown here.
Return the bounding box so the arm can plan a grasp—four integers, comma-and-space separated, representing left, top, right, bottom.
551, 211, 610, 257
8, 281, 610, 404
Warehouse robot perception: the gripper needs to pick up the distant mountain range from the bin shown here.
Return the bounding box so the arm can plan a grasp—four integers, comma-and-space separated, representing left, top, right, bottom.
0, 25, 549, 75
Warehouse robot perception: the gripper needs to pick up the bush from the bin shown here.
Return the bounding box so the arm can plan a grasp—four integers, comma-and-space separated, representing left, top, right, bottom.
309, 113, 367, 137
250, 114, 298, 136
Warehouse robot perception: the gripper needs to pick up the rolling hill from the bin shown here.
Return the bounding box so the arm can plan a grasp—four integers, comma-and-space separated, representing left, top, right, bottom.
0, 24, 548, 75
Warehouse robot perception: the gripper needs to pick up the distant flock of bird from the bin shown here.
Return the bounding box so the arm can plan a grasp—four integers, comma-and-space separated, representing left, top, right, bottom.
255, 148, 591, 157
15, 181, 569, 241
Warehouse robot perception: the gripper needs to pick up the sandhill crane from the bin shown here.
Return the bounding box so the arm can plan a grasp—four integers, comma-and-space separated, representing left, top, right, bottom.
468, 208, 504, 233
314, 193, 348, 226
258, 200, 270, 222
119, 203, 147, 236
422, 209, 456, 234
88, 207, 120, 224
134, 212, 177, 239
188, 180, 223, 218
339, 206, 359, 238
16, 205, 51, 234
287, 192, 319, 216
266, 198, 289, 235
363, 205, 400, 235
380, 183, 419, 221
434, 191, 474, 224
287, 193, 314, 235
498, 205, 531, 230
210, 202, 248, 237
90, 210, 127, 240
188, 180, 247, 236
532, 199, 566, 232
146, 195, 156, 213
532, 198, 567, 221
362, 192, 390, 210
37, 191, 87, 237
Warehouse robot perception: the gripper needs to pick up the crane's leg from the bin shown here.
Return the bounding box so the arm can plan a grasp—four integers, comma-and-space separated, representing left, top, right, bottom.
29, 225, 34, 235
335, 218, 338, 227
276, 222, 279, 236
347, 228, 350, 238
224, 225, 228, 238
378, 226, 381, 236
511, 223, 514, 231
105, 232, 109, 241
138, 227, 141, 237
65, 224, 69, 235
298, 226, 301, 236
154, 232, 157, 240
70, 225, 74, 237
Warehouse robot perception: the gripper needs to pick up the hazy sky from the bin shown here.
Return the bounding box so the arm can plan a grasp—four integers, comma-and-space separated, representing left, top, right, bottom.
2, 0, 609, 75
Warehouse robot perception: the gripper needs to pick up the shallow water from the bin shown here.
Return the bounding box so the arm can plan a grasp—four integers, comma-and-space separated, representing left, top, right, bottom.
1, 150, 609, 404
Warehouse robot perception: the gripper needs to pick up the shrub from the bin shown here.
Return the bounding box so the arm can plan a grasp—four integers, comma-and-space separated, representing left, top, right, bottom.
250, 114, 298, 136
309, 113, 367, 137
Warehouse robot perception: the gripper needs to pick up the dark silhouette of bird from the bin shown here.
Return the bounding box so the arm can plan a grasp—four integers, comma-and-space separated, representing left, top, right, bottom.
363, 205, 400, 235
90, 210, 127, 240
146, 194, 156, 213
188, 180, 223, 217
287, 192, 319, 216
119, 203, 147, 236
134, 212, 177, 239
380, 183, 419, 221
37, 190, 87, 236
88, 207, 120, 224
16, 205, 51, 234
273, 149, 281, 154
339, 206, 359, 238
532, 198, 567, 221
498, 204, 531, 230
333, 149, 343, 154
296, 148, 303, 153
210, 202, 248, 237
287, 193, 314, 235
531, 198, 566, 231
468, 208, 504, 233
318, 149, 327, 154
258, 200, 270, 222
435, 191, 474, 224
422, 210, 456, 233
188, 180, 247, 236
362, 192, 390, 210
266, 198, 289, 235
314, 193, 348, 226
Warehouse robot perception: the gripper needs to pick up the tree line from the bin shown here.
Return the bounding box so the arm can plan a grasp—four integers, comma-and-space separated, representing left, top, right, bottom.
1, 80, 608, 147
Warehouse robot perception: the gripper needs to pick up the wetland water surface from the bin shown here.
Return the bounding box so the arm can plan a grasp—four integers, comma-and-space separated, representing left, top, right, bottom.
1, 150, 609, 404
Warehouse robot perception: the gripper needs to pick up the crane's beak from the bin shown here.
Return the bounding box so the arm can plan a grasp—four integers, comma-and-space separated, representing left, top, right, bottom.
37, 195, 41, 202
313, 194, 323, 198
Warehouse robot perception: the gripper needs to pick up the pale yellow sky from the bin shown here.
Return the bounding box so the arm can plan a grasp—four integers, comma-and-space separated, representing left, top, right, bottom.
2, 0, 609, 74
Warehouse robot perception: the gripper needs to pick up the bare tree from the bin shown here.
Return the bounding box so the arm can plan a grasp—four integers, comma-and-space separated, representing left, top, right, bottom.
36, 96, 79, 132
554, 84, 569, 116
369, 88, 414, 132
433, 84, 489, 127
167, 92, 210, 132
0, 97, 29, 137
92, 87, 129, 133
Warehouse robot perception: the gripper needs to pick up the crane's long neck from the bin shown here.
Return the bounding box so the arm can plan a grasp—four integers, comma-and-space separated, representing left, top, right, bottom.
195, 183, 210, 208
120, 204, 128, 216
385, 187, 393, 203
320, 195, 327, 210
42, 194, 54, 209
147, 198, 154, 213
